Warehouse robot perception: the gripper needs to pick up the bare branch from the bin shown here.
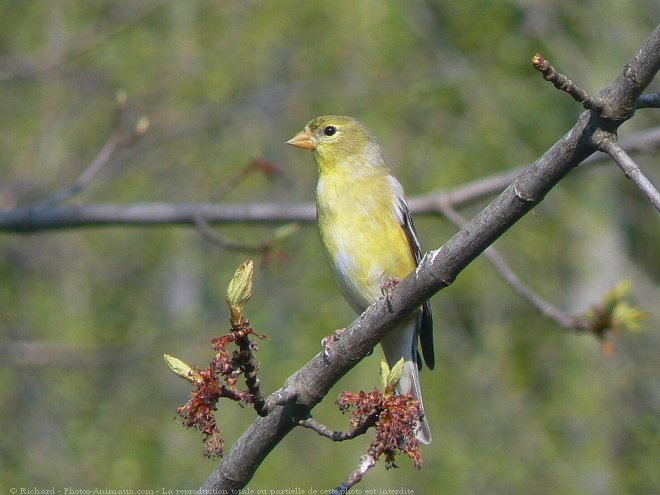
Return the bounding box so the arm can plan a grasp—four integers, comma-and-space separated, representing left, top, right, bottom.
192, 158, 294, 254
532, 52, 604, 111
3, 122, 659, 233
37, 96, 149, 208
298, 414, 378, 442
410, 168, 522, 212
437, 201, 585, 330
198, 25, 660, 493
598, 138, 660, 212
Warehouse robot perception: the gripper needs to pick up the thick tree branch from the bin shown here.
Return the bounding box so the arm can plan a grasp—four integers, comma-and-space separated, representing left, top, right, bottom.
199, 24, 660, 495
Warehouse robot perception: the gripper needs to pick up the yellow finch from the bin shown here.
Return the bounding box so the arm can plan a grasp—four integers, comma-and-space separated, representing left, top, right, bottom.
287, 115, 434, 444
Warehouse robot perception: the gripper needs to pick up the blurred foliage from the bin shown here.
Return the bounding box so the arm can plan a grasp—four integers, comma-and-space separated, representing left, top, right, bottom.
0, 1, 659, 494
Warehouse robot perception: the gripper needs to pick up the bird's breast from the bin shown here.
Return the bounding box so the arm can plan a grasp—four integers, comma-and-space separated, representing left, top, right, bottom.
316, 174, 416, 312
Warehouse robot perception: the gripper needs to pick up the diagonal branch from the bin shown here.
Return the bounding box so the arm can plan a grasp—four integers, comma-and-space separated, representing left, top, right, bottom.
532, 52, 604, 111
598, 138, 660, 212
437, 201, 585, 329
37, 98, 149, 208
198, 24, 660, 495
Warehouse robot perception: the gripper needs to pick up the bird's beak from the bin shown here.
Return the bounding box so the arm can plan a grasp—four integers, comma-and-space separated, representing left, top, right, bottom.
286, 129, 316, 150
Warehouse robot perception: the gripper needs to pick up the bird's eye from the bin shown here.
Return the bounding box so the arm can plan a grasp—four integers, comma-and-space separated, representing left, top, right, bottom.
323, 126, 337, 136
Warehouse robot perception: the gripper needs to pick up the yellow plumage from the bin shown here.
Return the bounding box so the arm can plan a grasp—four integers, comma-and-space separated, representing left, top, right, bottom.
287, 115, 434, 444
317, 173, 416, 311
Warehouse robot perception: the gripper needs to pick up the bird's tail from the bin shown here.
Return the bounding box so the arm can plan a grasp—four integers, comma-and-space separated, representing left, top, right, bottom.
400, 359, 432, 444
381, 318, 432, 445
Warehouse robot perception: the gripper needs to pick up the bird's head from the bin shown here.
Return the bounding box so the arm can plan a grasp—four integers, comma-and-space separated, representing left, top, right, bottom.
287, 115, 387, 176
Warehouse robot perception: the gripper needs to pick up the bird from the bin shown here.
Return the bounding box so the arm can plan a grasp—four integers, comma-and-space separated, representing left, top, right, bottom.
286, 115, 434, 444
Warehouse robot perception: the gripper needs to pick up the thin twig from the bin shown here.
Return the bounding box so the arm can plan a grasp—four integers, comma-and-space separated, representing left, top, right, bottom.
37, 100, 149, 208
331, 454, 377, 495
298, 413, 379, 442
532, 52, 604, 111
194, 210, 299, 257
599, 138, 660, 212
193, 211, 265, 252
193, 158, 292, 254
207, 157, 281, 203
437, 200, 586, 330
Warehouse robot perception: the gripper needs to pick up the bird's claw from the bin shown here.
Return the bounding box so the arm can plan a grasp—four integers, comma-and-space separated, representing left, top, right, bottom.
381, 276, 402, 294
321, 328, 346, 362
381, 276, 401, 312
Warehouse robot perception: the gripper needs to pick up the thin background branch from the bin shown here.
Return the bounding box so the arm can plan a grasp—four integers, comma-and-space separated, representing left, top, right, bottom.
1, 124, 659, 232
437, 200, 586, 329
37, 94, 149, 208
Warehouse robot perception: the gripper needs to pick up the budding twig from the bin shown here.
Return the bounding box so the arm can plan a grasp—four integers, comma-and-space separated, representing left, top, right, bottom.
532, 52, 604, 111
166, 260, 270, 457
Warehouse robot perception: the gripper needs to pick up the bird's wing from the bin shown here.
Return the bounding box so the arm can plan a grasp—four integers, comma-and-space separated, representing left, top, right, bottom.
389, 176, 435, 370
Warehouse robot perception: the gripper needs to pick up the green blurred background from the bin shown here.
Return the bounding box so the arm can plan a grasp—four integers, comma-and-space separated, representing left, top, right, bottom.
1, 1, 658, 494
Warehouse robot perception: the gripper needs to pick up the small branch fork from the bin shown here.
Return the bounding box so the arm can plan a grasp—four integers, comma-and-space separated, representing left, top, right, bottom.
533, 52, 660, 213
38, 91, 149, 208
298, 414, 380, 494
598, 138, 660, 212
192, 157, 300, 261
437, 200, 588, 331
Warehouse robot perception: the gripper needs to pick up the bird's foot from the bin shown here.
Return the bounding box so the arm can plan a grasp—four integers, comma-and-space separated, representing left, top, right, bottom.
321, 328, 346, 362
381, 276, 401, 312
381, 276, 401, 294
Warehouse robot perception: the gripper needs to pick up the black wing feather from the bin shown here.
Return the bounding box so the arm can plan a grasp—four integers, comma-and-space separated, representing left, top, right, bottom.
398, 196, 435, 370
